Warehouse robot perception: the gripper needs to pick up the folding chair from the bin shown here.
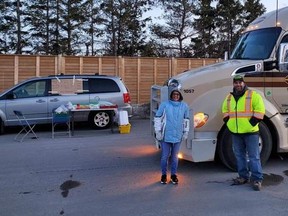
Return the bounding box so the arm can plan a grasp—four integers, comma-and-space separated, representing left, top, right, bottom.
13, 110, 38, 142
52, 111, 71, 138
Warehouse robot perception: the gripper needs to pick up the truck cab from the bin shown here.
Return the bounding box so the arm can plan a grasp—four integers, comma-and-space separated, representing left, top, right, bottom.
151, 7, 288, 170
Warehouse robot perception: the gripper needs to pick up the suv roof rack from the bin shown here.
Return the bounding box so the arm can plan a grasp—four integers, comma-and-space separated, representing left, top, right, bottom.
48, 74, 108, 77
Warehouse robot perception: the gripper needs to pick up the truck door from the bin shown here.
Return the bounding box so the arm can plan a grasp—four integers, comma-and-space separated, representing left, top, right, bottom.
270, 72, 288, 113
270, 35, 288, 113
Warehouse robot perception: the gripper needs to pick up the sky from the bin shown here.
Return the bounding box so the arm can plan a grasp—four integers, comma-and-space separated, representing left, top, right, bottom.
262, 0, 287, 12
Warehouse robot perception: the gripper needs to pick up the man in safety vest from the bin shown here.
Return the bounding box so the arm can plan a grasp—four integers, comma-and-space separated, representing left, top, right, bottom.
222, 75, 265, 191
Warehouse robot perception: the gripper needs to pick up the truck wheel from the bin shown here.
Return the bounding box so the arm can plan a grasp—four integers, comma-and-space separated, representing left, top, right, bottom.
217, 122, 272, 171
89, 111, 113, 129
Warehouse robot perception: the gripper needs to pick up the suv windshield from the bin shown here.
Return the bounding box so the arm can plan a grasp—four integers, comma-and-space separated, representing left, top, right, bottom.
231, 27, 281, 60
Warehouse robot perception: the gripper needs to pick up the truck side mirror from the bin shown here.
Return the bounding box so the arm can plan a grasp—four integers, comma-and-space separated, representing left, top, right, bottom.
278, 43, 288, 72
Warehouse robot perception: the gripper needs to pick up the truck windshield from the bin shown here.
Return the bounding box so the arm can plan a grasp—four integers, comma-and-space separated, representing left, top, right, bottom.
230, 27, 282, 60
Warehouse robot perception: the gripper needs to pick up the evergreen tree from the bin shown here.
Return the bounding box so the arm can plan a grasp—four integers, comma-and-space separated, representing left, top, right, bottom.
50, 0, 62, 55
150, 0, 195, 57
191, 0, 217, 58
81, 0, 104, 56
27, 0, 54, 54
0, 1, 11, 53
214, 0, 243, 57
241, 0, 266, 28
59, 0, 89, 55
0, 0, 269, 57
140, 39, 168, 57
100, 0, 153, 56
0, 0, 30, 54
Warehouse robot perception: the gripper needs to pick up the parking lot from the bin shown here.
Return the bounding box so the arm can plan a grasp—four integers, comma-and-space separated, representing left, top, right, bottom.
1, 118, 288, 216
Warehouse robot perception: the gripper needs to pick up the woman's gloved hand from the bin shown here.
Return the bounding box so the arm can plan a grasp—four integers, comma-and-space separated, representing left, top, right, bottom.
155, 131, 162, 140
183, 131, 189, 140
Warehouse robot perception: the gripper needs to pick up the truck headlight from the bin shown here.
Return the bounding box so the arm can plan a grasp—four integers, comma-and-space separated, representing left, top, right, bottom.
177, 153, 183, 159
194, 112, 209, 128
168, 79, 181, 89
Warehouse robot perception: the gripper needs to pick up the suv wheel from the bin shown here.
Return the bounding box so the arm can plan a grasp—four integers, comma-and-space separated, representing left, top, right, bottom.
0, 119, 4, 135
89, 111, 113, 129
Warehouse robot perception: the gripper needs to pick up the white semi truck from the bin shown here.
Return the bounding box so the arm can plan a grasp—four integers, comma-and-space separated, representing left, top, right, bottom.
150, 6, 288, 170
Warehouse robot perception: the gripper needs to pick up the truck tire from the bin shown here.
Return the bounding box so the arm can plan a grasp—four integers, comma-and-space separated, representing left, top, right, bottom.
89, 111, 113, 129
217, 122, 272, 171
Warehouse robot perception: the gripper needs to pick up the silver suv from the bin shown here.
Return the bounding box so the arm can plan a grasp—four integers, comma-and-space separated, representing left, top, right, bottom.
0, 74, 132, 134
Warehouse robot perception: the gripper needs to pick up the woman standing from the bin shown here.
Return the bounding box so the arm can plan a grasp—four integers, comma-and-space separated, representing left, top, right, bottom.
154, 89, 190, 184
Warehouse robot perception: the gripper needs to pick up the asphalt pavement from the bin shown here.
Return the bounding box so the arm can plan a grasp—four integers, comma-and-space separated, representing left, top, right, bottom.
1, 118, 288, 216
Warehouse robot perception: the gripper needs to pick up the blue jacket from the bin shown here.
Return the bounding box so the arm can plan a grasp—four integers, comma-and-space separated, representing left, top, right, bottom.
156, 100, 190, 143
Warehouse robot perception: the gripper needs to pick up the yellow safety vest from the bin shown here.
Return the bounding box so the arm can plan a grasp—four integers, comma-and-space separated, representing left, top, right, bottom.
222, 90, 265, 134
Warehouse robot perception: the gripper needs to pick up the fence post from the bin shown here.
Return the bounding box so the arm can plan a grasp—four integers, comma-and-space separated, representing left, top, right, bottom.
61, 55, 65, 74
202, 58, 206, 66
57, 55, 63, 74
54, 56, 58, 75
36, 56, 40, 77
137, 57, 141, 104
118, 56, 124, 80
115, 56, 119, 76
153, 58, 157, 84
98, 57, 102, 75
80, 57, 83, 74
171, 57, 177, 76
14, 56, 19, 84
168, 58, 172, 78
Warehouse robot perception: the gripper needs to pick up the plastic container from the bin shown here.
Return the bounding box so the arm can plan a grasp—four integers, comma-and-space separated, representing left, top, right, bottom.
118, 110, 129, 125
119, 124, 131, 134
